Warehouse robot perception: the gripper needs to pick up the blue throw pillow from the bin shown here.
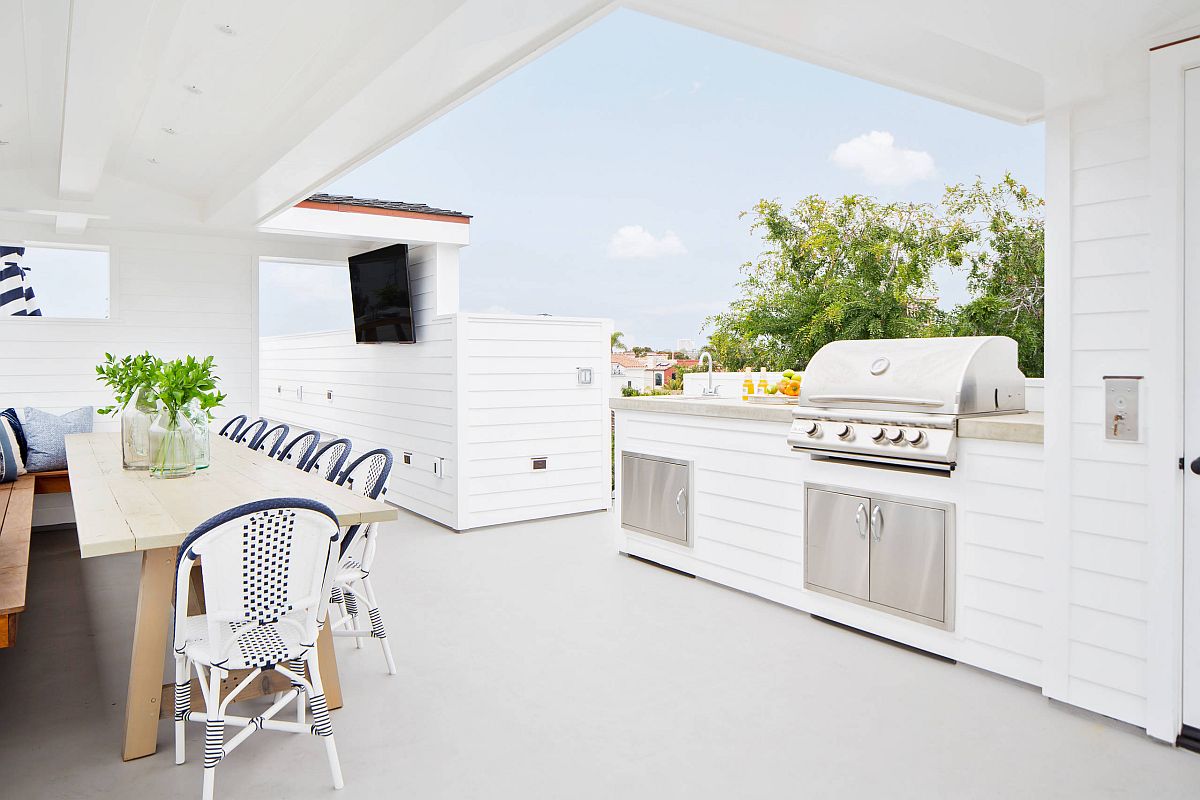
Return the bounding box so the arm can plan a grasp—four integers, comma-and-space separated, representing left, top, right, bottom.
23, 406, 94, 472
0, 420, 18, 483
1, 408, 28, 462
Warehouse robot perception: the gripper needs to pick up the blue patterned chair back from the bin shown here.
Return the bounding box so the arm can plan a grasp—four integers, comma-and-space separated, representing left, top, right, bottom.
336, 449, 393, 556
235, 418, 268, 448
277, 430, 320, 468
172, 498, 341, 665
218, 414, 248, 440
305, 438, 351, 482
254, 423, 290, 458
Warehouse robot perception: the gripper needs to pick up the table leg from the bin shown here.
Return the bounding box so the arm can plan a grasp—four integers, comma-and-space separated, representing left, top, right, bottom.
316, 617, 343, 710
122, 547, 175, 761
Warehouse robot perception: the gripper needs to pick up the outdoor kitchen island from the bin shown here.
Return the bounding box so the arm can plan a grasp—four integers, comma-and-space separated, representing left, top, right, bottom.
610, 394, 1047, 688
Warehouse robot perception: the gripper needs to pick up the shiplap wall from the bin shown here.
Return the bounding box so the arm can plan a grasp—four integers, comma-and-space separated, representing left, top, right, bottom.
0, 224, 359, 526
1054, 64, 1153, 727
260, 301, 612, 529
459, 314, 611, 529
259, 246, 459, 527
614, 410, 1046, 682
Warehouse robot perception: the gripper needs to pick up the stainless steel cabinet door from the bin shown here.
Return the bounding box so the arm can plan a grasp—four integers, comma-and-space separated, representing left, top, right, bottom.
868, 499, 946, 622
621, 453, 690, 544
805, 489, 871, 600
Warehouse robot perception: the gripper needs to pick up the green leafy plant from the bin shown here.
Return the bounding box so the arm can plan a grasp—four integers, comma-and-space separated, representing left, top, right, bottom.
149, 355, 226, 423
95, 352, 157, 415
96, 352, 226, 421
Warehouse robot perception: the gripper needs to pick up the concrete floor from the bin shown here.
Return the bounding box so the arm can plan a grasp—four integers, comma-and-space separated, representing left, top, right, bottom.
2, 510, 1200, 799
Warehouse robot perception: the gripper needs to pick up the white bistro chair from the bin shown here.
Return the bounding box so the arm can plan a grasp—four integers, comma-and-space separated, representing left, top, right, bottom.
234, 418, 268, 449
304, 438, 352, 482
172, 498, 346, 800
253, 422, 290, 458
217, 415, 247, 440
276, 430, 320, 469
330, 449, 396, 674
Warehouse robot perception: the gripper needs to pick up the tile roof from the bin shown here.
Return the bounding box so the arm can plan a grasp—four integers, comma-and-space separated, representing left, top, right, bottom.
304, 193, 471, 219
611, 354, 646, 369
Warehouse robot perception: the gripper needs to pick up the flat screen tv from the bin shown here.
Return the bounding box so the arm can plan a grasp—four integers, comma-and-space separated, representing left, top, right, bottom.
348, 243, 415, 343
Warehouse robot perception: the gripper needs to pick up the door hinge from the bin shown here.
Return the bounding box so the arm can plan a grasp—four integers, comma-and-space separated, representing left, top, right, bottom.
1181, 457, 1186, 471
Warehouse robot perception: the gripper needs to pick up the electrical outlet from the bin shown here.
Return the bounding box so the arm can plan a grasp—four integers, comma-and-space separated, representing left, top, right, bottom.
1103, 375, 1141, 442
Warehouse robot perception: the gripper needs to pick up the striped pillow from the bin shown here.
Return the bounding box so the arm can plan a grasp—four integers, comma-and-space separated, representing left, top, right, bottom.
0, 418, 21, 483
1, 408, 27, 463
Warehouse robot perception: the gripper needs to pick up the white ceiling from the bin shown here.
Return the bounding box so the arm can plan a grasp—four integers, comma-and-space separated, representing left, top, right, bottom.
1, 0, 1199, 235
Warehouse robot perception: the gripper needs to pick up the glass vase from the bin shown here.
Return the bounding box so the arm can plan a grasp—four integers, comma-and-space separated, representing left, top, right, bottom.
184, 398, 210, 470
121, 387, 156, 470
149, 410, 196, 479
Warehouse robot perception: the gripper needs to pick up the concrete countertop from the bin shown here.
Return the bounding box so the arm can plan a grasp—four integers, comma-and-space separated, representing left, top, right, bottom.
608, 396, 1045, 445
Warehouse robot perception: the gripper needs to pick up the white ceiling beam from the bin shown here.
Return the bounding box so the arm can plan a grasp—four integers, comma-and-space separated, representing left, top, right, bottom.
57, 0, 181, 201
205, 0, 616, 228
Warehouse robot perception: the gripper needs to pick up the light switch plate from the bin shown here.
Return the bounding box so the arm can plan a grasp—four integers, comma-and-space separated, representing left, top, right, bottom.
577, 367, 593, 385
1103, 375, 1141, 442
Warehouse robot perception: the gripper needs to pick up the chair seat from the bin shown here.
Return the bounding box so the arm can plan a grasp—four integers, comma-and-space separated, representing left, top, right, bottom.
179, 615, 312, 670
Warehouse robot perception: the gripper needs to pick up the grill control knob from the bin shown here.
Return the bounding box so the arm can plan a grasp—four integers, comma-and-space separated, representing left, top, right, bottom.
904, 429, 926, 446
886, 428, 905, 444
799, 420, 820, 437
869, 426, 886, 442
834, 423, 853, 440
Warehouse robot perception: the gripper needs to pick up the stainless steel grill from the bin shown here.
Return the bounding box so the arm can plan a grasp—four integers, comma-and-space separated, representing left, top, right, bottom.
786, 336, 1026, 472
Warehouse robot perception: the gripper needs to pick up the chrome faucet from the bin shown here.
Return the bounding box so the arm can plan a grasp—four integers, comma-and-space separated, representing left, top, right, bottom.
698, 351, 718, 395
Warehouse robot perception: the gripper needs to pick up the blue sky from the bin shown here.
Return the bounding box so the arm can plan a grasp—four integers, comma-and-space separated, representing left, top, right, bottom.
269, 8, 1044, 346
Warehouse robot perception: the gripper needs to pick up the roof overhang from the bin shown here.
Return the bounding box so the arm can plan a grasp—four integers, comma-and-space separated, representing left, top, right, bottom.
6, 0, 1200, 238
259, 203, 470, 247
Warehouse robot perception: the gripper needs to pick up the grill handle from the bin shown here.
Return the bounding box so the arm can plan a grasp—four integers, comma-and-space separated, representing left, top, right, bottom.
806, 394, 944, 407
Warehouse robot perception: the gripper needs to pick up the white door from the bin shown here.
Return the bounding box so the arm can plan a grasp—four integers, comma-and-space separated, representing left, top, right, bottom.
1183, 66, 1200, 730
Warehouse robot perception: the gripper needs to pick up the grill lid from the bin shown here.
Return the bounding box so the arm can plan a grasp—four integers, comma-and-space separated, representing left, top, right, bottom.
797, 336, 1025, 416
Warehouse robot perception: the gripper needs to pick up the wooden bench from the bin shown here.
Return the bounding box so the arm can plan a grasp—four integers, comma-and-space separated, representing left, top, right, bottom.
0, 469, 71, 648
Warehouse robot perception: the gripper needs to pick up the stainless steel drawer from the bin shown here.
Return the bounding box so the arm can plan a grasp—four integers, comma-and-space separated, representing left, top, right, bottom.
621, 452, 690, 545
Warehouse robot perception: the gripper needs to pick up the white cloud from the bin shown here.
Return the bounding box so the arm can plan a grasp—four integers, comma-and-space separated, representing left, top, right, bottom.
607, 225, 687, 259
829, 131, 936, 186
689, 81, 703, 95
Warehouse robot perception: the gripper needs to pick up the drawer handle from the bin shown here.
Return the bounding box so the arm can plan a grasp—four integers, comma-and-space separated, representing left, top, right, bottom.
871, 505, 883, 542
675, 488, 687, 517
855, 503, 867, 539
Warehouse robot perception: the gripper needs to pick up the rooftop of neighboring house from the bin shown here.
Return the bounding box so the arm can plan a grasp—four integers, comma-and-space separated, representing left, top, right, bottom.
611, 353, 647, 369
612, 352, 679, 370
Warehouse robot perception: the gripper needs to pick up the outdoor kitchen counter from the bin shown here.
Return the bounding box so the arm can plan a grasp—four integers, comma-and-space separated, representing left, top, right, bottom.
608, 396, 1044, 444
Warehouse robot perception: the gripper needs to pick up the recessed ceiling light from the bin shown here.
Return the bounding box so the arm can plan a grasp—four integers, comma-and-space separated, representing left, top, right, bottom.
162, 127, 177, 135
217, 24, 235, 36
185, 84, 202, 95
147, 157, 159, 164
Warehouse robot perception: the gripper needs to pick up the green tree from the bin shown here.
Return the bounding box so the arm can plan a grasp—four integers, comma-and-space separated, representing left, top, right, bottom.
705, 176, 1044, 377
610, 331, 625, 352
631, 346, 652, 358
943, 175, 1044, 376
706, 195, 967, 370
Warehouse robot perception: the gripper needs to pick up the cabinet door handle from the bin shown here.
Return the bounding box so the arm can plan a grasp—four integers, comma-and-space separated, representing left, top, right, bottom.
855, 504, 867, 539
871, 505, 883, 542
675, 488, 687, 516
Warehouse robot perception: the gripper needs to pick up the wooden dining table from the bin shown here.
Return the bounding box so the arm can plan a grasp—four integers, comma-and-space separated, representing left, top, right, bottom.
65, 432, 398, 761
